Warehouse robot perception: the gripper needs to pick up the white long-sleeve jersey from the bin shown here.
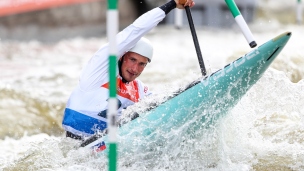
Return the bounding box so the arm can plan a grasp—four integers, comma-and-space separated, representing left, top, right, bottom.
62, 7, 166, 138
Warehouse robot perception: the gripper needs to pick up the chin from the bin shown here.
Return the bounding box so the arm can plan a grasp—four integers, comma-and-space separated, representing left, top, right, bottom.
128, 78, 136, 82
122, 74, 138, 82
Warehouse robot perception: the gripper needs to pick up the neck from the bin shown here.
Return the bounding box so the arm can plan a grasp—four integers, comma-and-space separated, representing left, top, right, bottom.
121, 76, 129, 84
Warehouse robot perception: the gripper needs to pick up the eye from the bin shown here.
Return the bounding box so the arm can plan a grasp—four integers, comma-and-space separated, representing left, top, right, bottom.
139, 62, 147, 67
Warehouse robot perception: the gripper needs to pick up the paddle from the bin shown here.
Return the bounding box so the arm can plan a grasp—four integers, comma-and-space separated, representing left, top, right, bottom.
79, 113, 138, 147
184, 6, 207, 76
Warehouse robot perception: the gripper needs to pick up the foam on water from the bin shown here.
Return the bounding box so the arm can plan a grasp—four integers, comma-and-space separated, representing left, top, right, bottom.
218, 69, 304, 170
1, 10, 304, 171
3, 67, 303, 170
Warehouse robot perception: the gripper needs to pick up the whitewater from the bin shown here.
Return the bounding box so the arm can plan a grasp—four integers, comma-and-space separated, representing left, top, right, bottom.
1, 1, 304, 170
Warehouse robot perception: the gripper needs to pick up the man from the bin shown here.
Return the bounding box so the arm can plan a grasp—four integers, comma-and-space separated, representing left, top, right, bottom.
62, 0, 195, 140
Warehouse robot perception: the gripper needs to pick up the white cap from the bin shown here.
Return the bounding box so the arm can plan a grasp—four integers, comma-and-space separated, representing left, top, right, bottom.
129, 37, 153, 62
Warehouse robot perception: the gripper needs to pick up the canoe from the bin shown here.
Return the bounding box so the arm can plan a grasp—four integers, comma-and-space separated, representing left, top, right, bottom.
82, 32, 291, 155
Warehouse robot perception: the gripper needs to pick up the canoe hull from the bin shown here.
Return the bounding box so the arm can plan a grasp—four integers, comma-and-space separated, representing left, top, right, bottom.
86, 32, 292, 155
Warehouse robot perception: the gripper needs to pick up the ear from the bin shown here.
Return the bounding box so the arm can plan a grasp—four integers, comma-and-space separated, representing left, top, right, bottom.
118, 55, 125, 72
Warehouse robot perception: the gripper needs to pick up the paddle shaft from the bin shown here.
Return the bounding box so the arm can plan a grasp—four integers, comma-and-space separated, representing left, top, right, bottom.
185, 6, 207, 76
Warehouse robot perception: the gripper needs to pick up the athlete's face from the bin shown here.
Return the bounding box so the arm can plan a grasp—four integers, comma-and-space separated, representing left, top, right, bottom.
120, 52, 149, 82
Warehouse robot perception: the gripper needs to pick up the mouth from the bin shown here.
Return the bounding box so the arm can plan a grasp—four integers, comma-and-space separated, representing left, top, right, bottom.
127, 70, 137, 77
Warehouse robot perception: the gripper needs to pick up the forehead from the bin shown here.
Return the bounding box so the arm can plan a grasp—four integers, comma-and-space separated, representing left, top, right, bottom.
125, 52, 149, 63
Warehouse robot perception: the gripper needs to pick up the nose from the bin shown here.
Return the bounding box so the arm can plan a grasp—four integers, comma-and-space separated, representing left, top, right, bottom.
129, 62, 139, 73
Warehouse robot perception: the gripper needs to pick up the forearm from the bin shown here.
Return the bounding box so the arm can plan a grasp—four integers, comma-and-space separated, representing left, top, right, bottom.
80, 8, 167, 91
159, 0, 177, 14
116, 8, 166, 57
116, 1, 179, 57
80, 1, 179, 90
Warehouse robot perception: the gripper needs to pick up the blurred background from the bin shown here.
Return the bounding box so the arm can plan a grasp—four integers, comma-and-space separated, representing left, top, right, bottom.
0, 0, 302, 42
